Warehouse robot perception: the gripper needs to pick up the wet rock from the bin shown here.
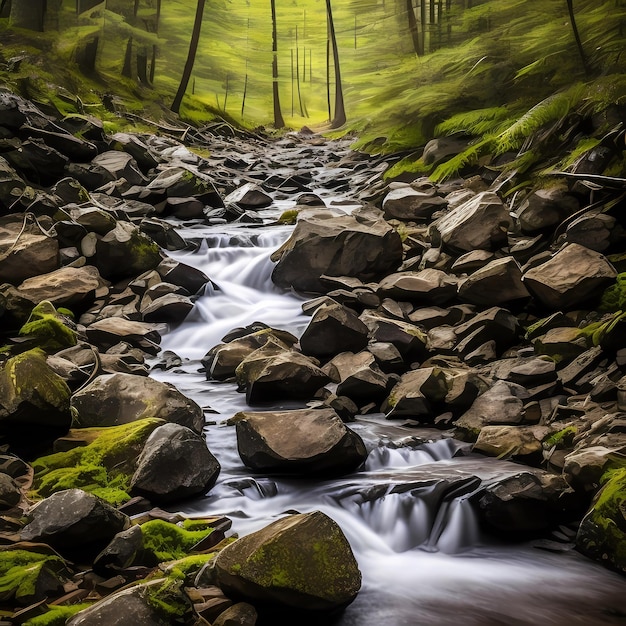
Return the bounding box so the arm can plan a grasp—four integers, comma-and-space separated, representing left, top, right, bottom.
215, 511, 361, 611
299, 302, 369, 359
383, 367, 448, 420
234, 408, 367, 476
84, 318, 161, 354
158, 196, 205, 219
324, 351, 390, 402
130, 423, 220, 503
378, 269, 457, 306
93, 524, 144, 575
71, 372, 204, 433
271, 210, 402, 293
140, 292, 193, 323
225, 183, 272, 209
473, 424, 552, 464
22, 488, 129, 559
382, 186, 447, 221
0, 215, 59, 284
458, 257, 530, 306
431, 191, 510, 254
157, 257, 211, 295
360, 311, 428, 360
517, 186, 579, 234
523, 243, 617, 310
367, 341, 405, 373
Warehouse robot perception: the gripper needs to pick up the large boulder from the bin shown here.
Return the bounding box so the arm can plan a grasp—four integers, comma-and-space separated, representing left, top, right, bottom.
382, 186, 447, 221
234, 408, 367, 476
215, 511, 361, 612
130, 423, 220, 503
458, 257, 530, 306
431, 191, 510, 253
21, 488, 129, 559
70, 373, 205, 434
271, 210, 402, 293
523, 243, 617, 310
299, 302, 369, 359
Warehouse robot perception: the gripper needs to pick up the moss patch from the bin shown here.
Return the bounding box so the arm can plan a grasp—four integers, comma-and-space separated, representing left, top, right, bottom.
599, 273, 626, 313
31, 418, 164, 505
543, 426, 577, 450
140, 519, 214, 562
19, 301, 77, 354
22, 603, 93, 626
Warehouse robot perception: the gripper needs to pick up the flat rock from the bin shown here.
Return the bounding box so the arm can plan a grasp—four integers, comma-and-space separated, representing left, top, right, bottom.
378, 269, 457, 305
382, 187, 447, 221
458, 257, 530, 306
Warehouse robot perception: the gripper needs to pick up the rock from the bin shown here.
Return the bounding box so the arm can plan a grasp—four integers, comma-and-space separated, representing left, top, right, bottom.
84, 318, 161, 354
0, 348, 71, 451
453, 307, 519, 357
66, 581, 174, 625
215, 511, 361, 611
378, 269, 457, 306
523, 243, 617, 310
450, 250, 495, 274
141, 292, 193, 323
145, 166, 223, 207
564, 212, 616, 252
4, 139, 69, 183
382, 187, 447, 221
431, 191, 510, 253
360, 311, 428, 360
71, 373, 205, 433
383, 368, 448, 420
422, 136, 471, 166
18, 300, 77, 353
576, 467, 626, 573
299, 302, 369, 359
95, 221, 162, 280
68, 206, 117, 235
271, 210, 402, 293
93, 525, 144, 574
517, 186, 579, 234
0, 156, 27, 210
0, 473, 22, 509
66, 161, 116, 189
213, 603, 258, 626
563, 446, 617, 492
475, 470, 580, 535
0, 215, 59, 284
22, 488, 129, 559
236, 340, 329, 404
110, 132, 160, 172
225, 183, 272, 209
91, 151, 147, 186
473, 424, 552, 463
458, 257, 530, 306
16, 265, 104, 310
455, 380, 527, 439
130, 423, 220, 503
324, 351, 390, 402
157, 257, 211, 295
532, 326, 587, 362
234, 408, 367, 476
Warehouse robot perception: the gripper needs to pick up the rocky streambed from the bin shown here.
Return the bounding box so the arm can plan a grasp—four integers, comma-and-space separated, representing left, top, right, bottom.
0, 89, 625, 625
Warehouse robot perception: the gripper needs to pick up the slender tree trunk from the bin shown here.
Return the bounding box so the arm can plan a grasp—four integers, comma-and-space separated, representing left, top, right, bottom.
566, 0, 590, 75
171, 0, 206, 114
406, 0, 420, 56
270, 0, 285, 128
420, 0, 428, 55
326, 38, 331, 122
122, 36, 134, 78
149, 0, 161, 85
296, 25, 304, 116
326, 0, 346, 127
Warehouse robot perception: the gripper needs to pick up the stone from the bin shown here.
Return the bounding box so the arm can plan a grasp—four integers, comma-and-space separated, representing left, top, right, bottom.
22, 489, 129, 559
378, 269, 457, 305
564, 212, 616, 252
141, 292, 193, 323
360, 311, 428, 359
0, 472, 22, 509
450, 250, 495, 274
68, 206, 117, 235
453, 307, 519, 356
93, 525, 144, 575
212, 603, 258, 626
84, 318, 161, 354
71, 373, 205, 434
384, 368, 448, 420
130, 423, 220, 503
382, 187, 447, 221
0, 156, 27, 210
225, 183, 272, 208
215, 511, 361, 611
517, 186, 579, 234
0, 215, 59, 284
234, 408, 367, 476
458, 257, 530, 306
91, 151, 147, 186
110, 132, 160, 172
299, 302, 369, 359
271, 210, 402, 293
473, 424, 551, 463
431, 191, 510, 253
145, 166, 223, 207
157, 257, 211, 295
563, 446, 617, 493
324, 351, 390, 402
523, 243, 617, 310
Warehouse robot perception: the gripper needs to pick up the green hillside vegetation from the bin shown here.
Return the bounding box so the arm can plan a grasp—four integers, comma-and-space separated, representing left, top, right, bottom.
0, 0, 624, 180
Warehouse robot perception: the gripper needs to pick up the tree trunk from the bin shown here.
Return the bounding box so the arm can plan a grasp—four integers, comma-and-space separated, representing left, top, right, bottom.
566, 0, 590, 75
270, 0, 285, 128
122, 36, 135, 78
0, 0, 11, 19
77, 36, 99, 74
171, 0, 206, 114
10, 0, 46, 31
326, 0, 346, 128
406, 0, 421, 56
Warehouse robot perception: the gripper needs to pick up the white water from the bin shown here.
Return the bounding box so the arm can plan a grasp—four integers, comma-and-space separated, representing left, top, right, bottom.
153, 227, 626, 625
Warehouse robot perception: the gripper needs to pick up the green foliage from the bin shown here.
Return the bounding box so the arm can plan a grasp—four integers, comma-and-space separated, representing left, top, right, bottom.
140, 519, 214, 562
543, 426, 577, 450
435, 107, 513, 137
18, 301, 77, 354
599, 274, 626, 313
22, 604, 92, 626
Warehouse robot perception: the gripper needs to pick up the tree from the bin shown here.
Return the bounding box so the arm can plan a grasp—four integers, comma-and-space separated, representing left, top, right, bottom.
171, 0, 206, 114
406, 0, 422, 56
566, 0, 590, 75
270, 0, 285, 128
326, 0, 346, 127
10, 0, 47, 31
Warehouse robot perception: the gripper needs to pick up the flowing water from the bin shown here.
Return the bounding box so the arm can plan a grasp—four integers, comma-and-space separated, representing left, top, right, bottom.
153, 139, 626, 625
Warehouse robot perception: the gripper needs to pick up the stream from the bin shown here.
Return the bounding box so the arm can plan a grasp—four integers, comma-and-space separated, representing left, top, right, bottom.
151, 137, 626, 625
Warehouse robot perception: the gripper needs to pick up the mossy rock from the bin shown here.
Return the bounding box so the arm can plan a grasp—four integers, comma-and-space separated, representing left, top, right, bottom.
140, 519, 215, 563
22, 604, 93, 626
577, 467, 626, 573
543, 426, 577, 450
31, 418, 164, 505
277, 209, 300, 225
18, 301, 77, 353
0, 549, 68, 605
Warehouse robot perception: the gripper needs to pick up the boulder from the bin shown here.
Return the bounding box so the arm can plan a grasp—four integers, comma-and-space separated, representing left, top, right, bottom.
517, 186, 579, 234
225, 183, 272, 209
141, 292, 193, 323
0, 473, 22, 509
271, 211, 402, 293
360, 311, 428, 359
215, 511, 361, 611
234, 408, 367, 476
145, 166, 223, 207
130, 423, 220, 503
378, 269, 457, 306
564, 212, 616, 252
91, 151, 147, 186
299, 302, 369, 359
458, 257, 530, 306
0, 215, 59, 284
84, 318, 161, 354
0, 156, 27, 210
325, 351, 390, 402
93, 525, 144, 574
21, 488, 129, 559
563, 446, 617, 493
523, 243, 617, 310
383, 367, 448, 420
71, 373, 205, 434
473, 424, 552, 463
157, 257, 211, 295
382, 187, 447, 221
213, 603, 258, 626
431, 191, 510, 253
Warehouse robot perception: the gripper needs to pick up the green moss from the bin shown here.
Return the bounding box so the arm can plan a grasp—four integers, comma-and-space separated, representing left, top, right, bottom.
22, 603, 93, 626
140, 520, 214, 562
599, 274, 626, 313
19, 301, 77, 353
128, 229, 161, 273
277, 209, 299, 225
143, 576, 190, 620
31, 418, 163, 505
543, 426, 577, 449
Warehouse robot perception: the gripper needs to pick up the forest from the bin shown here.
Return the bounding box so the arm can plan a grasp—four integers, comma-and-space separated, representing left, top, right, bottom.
1, 0, 625, 181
